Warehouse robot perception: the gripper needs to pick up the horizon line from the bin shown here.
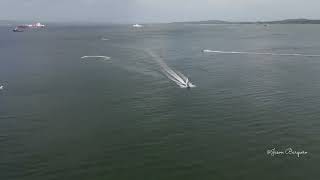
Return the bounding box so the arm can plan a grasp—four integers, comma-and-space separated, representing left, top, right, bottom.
2, 18, 320, 24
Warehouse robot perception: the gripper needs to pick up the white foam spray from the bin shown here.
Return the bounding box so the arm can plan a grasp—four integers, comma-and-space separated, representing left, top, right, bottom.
81, 56, 111, 60
101, 38, 109, 41
203, 49, 320, 57
147, 50, 195, 88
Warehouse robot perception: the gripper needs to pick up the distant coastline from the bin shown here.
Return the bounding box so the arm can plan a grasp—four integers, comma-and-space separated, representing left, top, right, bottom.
2, 18, 320, 25
172, 19, 320, 25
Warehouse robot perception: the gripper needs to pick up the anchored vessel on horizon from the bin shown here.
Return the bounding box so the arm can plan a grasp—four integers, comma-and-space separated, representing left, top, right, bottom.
12, 22, 46, 32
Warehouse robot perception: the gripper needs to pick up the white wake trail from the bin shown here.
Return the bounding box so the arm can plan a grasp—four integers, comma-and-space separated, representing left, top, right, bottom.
81, 56, 111, 60
203, 49, 320, 57
147, 50, 195, 88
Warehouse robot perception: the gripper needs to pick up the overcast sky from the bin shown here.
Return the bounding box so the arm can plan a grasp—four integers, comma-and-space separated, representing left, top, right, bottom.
1, 0, 320, 23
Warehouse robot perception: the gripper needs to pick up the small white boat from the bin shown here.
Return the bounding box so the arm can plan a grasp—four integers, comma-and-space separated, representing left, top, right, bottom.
0, 85, 3, 90
133, 24, 143, 28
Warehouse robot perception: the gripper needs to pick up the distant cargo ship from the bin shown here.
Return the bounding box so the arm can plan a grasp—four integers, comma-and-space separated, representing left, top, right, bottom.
13, 22, 46, 32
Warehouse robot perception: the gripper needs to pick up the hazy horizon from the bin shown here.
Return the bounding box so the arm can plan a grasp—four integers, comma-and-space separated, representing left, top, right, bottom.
1, 0, 320, 23
2, 18, 320, 25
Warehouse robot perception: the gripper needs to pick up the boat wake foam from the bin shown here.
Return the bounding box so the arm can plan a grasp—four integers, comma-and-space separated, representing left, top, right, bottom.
81, 56, 111, 60
203, 49, 320, 57
147, 50, 195, 88
101, 38, 109, 41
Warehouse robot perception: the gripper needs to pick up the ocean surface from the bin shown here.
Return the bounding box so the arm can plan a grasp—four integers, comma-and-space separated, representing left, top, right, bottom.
1, 24, 320, 179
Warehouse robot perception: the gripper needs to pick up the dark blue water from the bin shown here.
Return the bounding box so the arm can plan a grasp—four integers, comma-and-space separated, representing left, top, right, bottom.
1, 24, 320, 179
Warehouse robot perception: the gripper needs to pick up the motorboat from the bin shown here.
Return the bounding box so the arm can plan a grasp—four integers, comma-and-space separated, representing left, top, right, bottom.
133, 24, 143, 28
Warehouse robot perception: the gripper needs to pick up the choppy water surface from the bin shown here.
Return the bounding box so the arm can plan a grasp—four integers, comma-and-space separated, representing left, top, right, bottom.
1, 24, 320, 179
